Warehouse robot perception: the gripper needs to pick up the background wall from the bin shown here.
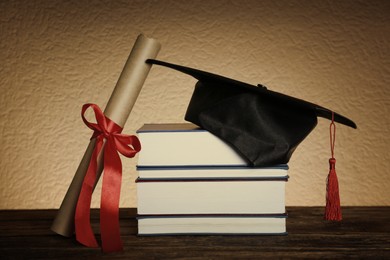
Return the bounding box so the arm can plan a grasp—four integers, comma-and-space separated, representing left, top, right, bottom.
1, 0, 389, 209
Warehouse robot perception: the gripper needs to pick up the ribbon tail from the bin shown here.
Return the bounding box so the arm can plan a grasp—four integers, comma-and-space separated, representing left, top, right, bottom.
74, 137, 102, 248
100, 138, 123, 252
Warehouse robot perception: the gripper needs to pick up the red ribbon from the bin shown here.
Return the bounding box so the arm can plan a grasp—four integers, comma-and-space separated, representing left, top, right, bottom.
75, 103, 141, 252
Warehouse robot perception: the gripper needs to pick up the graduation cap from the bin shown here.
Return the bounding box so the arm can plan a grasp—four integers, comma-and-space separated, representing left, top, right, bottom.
146, 59, 357, 221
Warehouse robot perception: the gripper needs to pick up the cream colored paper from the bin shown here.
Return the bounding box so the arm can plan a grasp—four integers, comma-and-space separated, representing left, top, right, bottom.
51, 34, 161, 237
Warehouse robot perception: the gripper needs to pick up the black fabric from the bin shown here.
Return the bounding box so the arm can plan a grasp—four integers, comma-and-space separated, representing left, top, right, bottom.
186, 81, 317, 166
146, 59, 356, 167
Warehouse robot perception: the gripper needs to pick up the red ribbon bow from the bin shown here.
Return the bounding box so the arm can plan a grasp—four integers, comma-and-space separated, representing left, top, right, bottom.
75, 103, 141, 252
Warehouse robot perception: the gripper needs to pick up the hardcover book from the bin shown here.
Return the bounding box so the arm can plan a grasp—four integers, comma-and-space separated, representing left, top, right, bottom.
137, 124, 248, 167
137, 214, 287, 235
136, 176, 287, 215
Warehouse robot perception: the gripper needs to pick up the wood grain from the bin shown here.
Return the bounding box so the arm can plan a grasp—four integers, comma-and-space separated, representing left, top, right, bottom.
0, 207, 389, 259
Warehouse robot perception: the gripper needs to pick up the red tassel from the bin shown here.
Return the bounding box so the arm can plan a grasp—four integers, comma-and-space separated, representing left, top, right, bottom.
325, 112, 342, 221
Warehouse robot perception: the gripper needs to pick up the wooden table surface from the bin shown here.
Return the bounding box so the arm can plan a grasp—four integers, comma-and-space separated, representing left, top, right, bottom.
1, 207, 389, 259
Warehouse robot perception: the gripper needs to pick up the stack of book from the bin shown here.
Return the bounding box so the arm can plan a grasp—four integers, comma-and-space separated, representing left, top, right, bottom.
136, 124, 288, 235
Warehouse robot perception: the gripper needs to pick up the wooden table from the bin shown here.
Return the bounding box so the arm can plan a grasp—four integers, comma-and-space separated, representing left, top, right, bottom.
1, 207, 389, 259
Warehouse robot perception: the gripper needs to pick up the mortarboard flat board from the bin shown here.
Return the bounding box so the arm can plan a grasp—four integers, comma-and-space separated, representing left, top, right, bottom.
146, 59, 357, 167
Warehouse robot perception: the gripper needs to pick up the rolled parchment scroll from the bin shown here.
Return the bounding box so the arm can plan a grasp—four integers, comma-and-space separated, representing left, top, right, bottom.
51, 34, 161, 237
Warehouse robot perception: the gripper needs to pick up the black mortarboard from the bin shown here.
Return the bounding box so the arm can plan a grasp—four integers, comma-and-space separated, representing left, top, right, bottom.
146, 59, 357, 168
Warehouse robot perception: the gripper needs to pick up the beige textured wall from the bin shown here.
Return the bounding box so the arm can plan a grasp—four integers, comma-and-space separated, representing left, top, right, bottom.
0, 0, 389, 209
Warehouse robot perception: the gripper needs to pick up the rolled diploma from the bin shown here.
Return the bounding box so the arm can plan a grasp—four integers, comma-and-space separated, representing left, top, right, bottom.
51, 34, 161, 237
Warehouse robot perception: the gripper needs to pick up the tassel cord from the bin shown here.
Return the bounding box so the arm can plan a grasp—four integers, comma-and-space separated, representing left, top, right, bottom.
325, 112, 342, 221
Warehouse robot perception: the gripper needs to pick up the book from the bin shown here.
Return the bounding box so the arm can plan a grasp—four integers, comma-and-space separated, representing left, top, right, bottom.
137, 123, 248, 167
136, 175, 287, 215
137, 165, 288, 179
137, 214, 287, 235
